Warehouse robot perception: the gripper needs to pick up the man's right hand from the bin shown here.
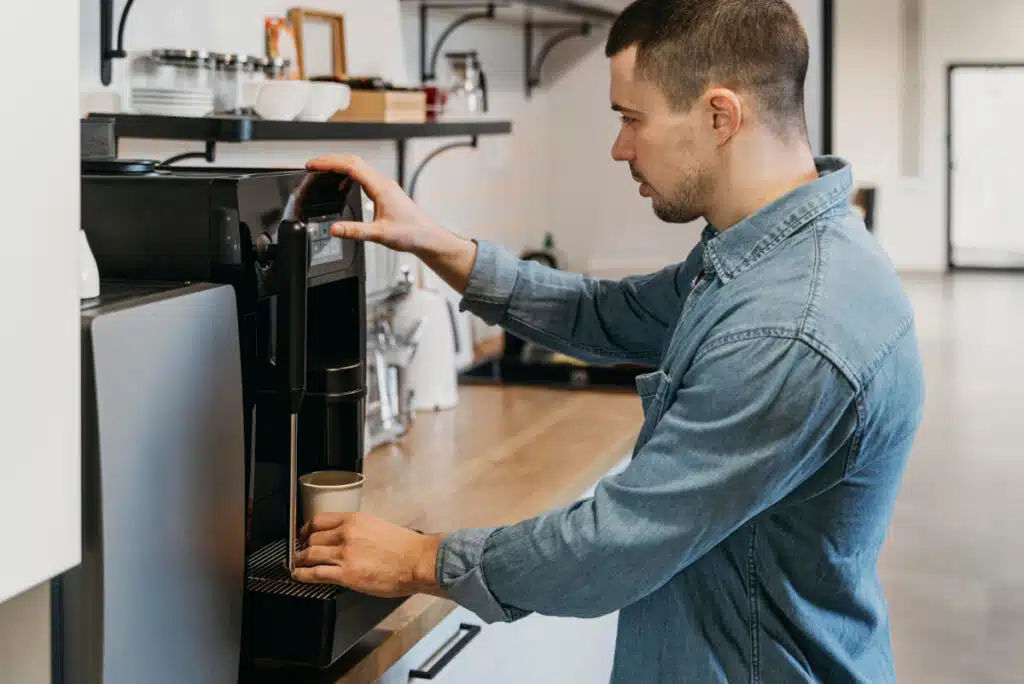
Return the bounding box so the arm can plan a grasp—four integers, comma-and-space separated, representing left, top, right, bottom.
306, 154, 478, 294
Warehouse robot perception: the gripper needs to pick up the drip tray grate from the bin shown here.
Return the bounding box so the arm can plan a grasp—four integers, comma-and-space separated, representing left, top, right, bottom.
247, 539, 340, 601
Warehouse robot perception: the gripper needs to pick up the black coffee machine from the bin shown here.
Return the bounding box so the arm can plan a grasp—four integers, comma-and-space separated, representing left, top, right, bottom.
78, 164, 402, 677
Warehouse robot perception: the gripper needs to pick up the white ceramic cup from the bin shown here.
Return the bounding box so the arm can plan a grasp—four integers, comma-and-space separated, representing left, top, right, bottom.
298, 81, 351, 122
243, 79, 311, 120
299, 471, 365, 525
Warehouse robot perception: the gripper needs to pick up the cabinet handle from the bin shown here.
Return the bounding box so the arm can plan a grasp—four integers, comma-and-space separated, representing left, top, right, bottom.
408, 623, 482, 680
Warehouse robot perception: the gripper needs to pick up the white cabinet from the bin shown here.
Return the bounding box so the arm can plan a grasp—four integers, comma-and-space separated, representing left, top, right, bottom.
380, 603, 618, 684
0, 0, 81, 605
380, 456, 631, 683
414, 607, 618, 684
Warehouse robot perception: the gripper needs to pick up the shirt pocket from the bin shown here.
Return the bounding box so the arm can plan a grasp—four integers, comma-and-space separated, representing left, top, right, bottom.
634, 369, 672, 446
630, 370, 671, 419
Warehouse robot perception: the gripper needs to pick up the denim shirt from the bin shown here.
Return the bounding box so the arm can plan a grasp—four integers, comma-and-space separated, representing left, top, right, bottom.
438, 156, 925, 683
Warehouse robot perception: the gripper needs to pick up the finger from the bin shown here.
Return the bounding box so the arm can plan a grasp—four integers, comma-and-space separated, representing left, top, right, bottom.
292, 565, 343, 585
306, 154, 362, 173
306, 155, 392, 197
330, 221, 388, 244
294, 545, 343, 568
307, 526, 345, 547
308, 512, 350, 533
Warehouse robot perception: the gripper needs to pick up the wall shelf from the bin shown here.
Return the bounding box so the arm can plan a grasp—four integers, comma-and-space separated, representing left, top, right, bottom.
405, 0, 618, 24
84, 113, 513, 188
406, 0, 616, 96
86, 113, 511, 143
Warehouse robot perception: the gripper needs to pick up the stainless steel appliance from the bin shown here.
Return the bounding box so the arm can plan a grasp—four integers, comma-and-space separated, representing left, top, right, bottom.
54, 282, 246, 684
66, 164, 402, 680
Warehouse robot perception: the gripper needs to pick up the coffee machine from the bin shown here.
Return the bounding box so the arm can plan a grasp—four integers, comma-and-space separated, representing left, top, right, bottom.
68, 164, 403, 680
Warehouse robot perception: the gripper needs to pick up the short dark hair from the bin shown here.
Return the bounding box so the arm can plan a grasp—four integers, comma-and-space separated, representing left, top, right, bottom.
606, 0, 810, 138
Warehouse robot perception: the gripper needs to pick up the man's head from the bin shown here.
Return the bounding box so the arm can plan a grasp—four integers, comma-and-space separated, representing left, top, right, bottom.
607, 0, 811, 224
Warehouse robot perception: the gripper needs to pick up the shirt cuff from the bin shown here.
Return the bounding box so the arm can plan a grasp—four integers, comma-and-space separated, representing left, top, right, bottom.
436, 527, 515, 624
458, 239, 520, 326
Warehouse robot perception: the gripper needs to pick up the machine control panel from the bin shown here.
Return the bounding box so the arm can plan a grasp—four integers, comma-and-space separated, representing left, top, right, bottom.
306, 218, 356, 273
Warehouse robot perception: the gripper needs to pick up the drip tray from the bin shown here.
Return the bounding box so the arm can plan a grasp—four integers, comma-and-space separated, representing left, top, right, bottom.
248, 539, 339, 600
247, 540, 404, 669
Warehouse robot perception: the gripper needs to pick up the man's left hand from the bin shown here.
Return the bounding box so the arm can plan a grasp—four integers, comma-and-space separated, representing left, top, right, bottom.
291, 512, 446, 599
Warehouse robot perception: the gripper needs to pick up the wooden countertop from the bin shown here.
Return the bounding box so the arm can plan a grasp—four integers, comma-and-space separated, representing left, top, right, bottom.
254, 384, 641, 684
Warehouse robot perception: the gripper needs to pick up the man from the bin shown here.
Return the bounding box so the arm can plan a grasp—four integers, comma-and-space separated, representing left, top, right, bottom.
292, 0, 925, 681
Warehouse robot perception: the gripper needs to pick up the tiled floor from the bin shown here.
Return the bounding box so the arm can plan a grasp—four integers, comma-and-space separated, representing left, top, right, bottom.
880, 273, 1024, 684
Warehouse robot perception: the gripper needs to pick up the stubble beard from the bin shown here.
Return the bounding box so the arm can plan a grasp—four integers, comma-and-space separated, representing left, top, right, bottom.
651, 169, 712, 224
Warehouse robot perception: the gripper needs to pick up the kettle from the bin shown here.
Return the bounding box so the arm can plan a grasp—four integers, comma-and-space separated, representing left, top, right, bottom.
443, 51, 488, 116
394, 287, 459, 411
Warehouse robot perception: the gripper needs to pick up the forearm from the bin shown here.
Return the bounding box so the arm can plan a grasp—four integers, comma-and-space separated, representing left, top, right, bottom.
458, 240, 690, 366
414, 228, 479, 295
440, 497, 661, 621
435, 338, 857, 623
406, 229, 639, 363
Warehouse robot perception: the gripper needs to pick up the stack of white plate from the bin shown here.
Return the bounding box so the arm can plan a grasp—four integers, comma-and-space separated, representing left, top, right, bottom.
130, 87, 214, 117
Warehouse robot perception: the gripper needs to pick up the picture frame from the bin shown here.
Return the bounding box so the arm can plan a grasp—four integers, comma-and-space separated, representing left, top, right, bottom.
287, 8, 347, 80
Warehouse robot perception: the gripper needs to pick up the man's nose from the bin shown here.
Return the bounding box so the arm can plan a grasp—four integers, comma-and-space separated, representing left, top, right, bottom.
611, 131, 633, 162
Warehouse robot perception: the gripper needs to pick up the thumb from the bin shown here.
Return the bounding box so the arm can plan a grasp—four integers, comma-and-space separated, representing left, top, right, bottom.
330, 220, 386, 244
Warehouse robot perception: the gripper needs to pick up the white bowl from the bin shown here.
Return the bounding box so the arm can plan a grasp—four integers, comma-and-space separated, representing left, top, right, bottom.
245, 80, 311, 121
297, 82, 352, 122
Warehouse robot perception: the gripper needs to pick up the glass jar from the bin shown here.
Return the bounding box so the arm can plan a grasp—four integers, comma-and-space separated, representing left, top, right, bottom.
151, 49, 214, 93
213, 53, 252, 114
442, 51, 488, 118
263, 57, 291, 81
246, 56, 269, 85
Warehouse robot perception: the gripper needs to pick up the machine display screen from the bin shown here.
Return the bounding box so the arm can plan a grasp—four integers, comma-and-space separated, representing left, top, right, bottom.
307, 219, 348, 267
281, 170, 361, 276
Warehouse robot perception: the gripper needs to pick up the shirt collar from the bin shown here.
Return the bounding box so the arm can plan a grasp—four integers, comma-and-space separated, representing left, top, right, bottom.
701, 155, 853, 283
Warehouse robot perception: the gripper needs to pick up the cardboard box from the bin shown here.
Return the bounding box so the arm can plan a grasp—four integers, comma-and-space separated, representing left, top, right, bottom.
330, 89, 427, 124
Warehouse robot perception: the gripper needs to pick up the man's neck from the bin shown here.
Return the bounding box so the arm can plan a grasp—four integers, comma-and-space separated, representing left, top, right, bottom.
705, 137, 819, 232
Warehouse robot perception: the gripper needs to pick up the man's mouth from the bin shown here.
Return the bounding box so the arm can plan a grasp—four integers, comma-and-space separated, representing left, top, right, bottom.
631, 170, 650, 196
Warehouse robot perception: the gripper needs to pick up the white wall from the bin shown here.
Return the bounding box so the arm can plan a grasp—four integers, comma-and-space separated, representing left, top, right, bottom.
1, 0, 82, 604
0, 0, 80, 675
834, 0, 1024, 272
833, 0, 918, 268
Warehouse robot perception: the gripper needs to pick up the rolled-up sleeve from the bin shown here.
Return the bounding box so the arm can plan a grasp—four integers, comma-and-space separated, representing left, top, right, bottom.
436, 334, 859, 622
458, 239, 697, 367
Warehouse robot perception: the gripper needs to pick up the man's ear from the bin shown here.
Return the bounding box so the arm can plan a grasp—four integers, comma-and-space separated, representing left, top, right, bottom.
705, 87, 743, 146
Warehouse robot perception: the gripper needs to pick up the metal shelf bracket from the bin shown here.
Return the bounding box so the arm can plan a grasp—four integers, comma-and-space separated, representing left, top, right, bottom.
100, 0, 136, 86
401, 136, 480, 199
419, 2, 497, 83
525, 20, 592, 98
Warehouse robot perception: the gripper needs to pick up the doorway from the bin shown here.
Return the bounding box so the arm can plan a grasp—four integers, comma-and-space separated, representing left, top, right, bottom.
947, 63, 1024, 270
